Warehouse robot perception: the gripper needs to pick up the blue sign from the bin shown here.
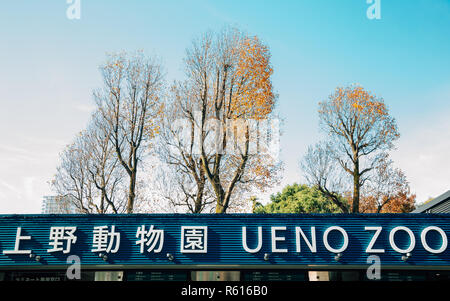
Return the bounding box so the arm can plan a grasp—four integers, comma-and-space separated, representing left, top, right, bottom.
0, 214, 449, 267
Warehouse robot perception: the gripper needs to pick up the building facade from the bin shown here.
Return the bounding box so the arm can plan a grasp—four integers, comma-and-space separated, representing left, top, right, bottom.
1, 213, 450, 281
413, 190, 450, 213
41, 196, 79, 214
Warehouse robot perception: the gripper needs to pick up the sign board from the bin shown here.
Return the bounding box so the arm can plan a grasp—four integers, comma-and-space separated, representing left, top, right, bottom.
0, 214, 449, 267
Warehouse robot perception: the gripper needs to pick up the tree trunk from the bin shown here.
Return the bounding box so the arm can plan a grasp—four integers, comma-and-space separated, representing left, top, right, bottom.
127, 171, 136, 213
100, 190, 105, 214
194, 182, 205, 213
214, 183, 226, 213
352, 159, 360, 213
215, 202, 226, 214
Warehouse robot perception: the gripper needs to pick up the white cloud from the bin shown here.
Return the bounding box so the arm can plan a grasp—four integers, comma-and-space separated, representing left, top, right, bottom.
391, 111, 450, 205
0, 137, 66, 214
0, 180, 22, 196
73, 103, 96, 113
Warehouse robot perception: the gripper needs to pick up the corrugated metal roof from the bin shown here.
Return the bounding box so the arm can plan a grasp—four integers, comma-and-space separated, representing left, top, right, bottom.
413, 190, 450, 213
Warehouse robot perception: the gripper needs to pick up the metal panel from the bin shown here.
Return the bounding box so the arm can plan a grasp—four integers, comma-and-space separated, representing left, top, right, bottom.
0, 214, 450, 268
430, 200, 450, 213
94, 271, 123, 281
413, 191, 450, 213
192, 271, 240, 281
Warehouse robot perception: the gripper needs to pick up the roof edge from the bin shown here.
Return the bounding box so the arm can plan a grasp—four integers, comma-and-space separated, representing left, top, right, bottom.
412, 190, 450, 213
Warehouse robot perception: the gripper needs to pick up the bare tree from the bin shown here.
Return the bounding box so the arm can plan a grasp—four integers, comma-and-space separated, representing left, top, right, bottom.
171, 28, 281, 213
360, 153, 415, 213
52, 113, 126, 214
312, 85, 400, 213
94, 51, 164, 213
154, 80, 215, 213
84, 112, 126, 213
300, 142, 351, 213
52, 134, 96, 213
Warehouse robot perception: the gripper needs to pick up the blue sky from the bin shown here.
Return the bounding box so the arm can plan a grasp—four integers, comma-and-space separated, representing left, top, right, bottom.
0, 0, 449, 213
